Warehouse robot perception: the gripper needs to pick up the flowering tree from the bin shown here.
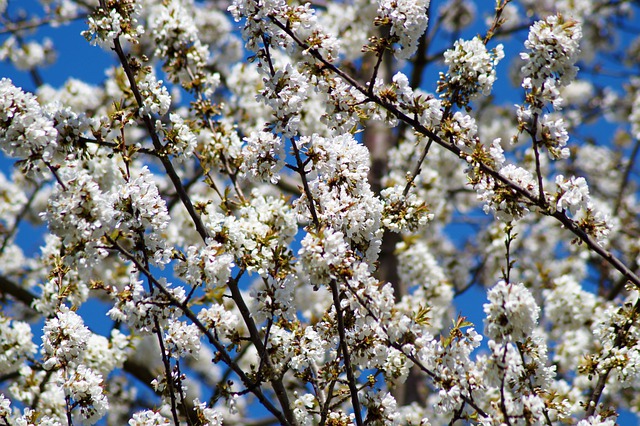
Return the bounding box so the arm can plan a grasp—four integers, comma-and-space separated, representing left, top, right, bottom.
2, 0, 640, 424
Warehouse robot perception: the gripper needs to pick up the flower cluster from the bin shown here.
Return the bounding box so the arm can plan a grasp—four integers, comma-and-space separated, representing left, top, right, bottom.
113, 166, 173, 266
297, 133, 383, 259
0, 316, 37, 375
554, 174, 610, 244
239, 131, 285, 184
484, 280, 539, 343
521, 15, 582, 93
381, 185, 433, 232
149, 0, 211, 88
438, 36, 504, 106
0, 78, 59, 175
136, 72, 171, 117
517, 15, 582, 160
82, 0, 144, 49
164, 113, 198, 160
175, 239, 234, 289
106, 277, 186, 334
0, 36, 56, 71
376, 0, 430, 60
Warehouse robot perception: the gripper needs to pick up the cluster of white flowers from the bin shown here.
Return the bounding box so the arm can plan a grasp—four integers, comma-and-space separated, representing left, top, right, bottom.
64, 364, 110, 424
484, 281, 539, 343
197, 303, 240, 342
107, 277, 186, 334
137, 72, 171, 117
316, 74, 368, 133
230, 0, 339, 61
163, 318, 201, 359
380, 184, 433, 232
554, 174, 611, 243
538, 113, 570, 159
591, 302, 640, 388
292, 392, 317, 425
298, 133, 383, 259
48, 103, 93, 148
0, 316, 37, 375
0, 78, 59, 174
41, 306, 92, 369
204, 190, 297, 275
148, 0, 211, 86
517, 15, 582, 160
577, 415, 617, 426
164, 113, 197, 160
555, 174, 590, 215
113, 166, 173, 266
415, 326, 483, 414
376, 0, 430, 59
257, 65, 311, 137
521, 15, 582, 94
474, 163, 539, 221
128, 409, 170, 425
298, 227, 352, 286
0, 36, 56, 71
445, 111, 479, 155
362, 391, 400, 425
0, 393, 10, 418
44, 164, 114, 266
477, 278, 558, 425
439, 36, 504, 103
239, 131, 285, 184
192, 398, 223, 426
197, 120, 243, 173
175, 239, 234, 289
478, 337, 553, 423
82, 0, 144, 49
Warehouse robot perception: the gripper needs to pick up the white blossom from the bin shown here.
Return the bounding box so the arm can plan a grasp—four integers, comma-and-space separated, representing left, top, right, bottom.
439, 36, 504, 101
137, 73, 171, 117
240, 131, 285, 184
42, 306, 92, 369
0, 316, 37, 375
521, 15, 582, 90
164, 319, 201, 359
64, 364, 109, 425
82, 0, 144, 49
555, 174, 591, 215
165, 113, 197, 160
377, 0, 430, 59
484, 281, 539, 343
0, 37, 56, 71
0, 78, 59, 174
197, 303, 240, 342
128, 410, 170, 425
192, 399, 223, 426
